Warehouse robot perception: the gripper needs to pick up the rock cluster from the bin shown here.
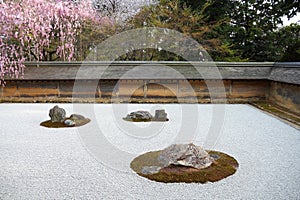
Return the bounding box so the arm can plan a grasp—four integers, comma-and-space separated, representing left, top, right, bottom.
48, 105, 89, 127
123, 109, 168, 122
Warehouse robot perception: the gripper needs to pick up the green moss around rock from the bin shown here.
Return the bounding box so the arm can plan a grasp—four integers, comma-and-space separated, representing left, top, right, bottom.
130, 150, 238, 183
123, 118, 152, 122
40, 118, 90, 128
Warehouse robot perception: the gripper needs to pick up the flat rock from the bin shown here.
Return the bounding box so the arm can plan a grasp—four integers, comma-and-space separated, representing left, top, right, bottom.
67, 114, 90, 127
141, 166, 162, 175
70, 114, 86, 120
123, 111, 153, 122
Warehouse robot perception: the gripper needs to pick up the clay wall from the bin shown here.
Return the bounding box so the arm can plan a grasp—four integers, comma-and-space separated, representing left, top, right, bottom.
0, 62, 299, 114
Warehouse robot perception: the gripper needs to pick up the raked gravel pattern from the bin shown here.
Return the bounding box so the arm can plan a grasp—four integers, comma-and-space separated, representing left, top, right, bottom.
0, 104, 299, 199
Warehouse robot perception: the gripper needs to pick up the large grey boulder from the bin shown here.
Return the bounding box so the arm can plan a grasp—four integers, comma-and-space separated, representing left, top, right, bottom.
49, 105, 66, 122
158, 143, 214, 170
124, 111, 153, 122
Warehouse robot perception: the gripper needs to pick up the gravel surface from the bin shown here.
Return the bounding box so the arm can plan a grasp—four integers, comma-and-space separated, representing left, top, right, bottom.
0, 104, 299, 199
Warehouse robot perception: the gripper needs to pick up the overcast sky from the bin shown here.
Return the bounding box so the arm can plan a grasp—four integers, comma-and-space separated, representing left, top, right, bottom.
282, 14, 300, 26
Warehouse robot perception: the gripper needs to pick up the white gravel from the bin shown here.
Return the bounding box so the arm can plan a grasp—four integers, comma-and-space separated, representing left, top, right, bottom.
0, 103, 299, 199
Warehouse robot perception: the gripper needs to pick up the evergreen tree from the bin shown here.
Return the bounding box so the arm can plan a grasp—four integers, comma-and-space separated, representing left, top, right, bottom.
278, 23, 300, 61
129, 0, 242, 61
229, 0, 300, 61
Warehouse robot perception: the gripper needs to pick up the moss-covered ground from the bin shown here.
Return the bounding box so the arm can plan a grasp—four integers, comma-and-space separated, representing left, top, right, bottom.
40, 118, 90, 128
131, 150, 238, 183
251, 103, 300, 129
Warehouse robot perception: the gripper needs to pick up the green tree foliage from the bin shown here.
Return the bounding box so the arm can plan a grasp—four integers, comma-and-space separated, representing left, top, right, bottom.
179, 0, 233, 23
126, 0, 244, 61
75, 19, 119, 61
128, 0, 299, 62
278, 23, 300, 61
228, 0, 300, 61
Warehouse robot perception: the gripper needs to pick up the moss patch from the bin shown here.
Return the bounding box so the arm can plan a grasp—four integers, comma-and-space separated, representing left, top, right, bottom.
252, 103, 300, 128
40, 118, 90, 128
123, 118, 169, 122
131, 150, 238, 183
123, 118, 152, 122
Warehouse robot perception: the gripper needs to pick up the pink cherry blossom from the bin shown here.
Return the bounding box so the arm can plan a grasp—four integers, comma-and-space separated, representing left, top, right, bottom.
0, 0, 112, 85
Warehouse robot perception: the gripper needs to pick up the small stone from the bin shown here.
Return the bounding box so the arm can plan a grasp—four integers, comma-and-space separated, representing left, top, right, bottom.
64, 119, 75, 127
141, 166, 162, 175
49, 105, 66, 122
209, 154, 220, 161
70, 114, 86, 120
154, 109, 168, 121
